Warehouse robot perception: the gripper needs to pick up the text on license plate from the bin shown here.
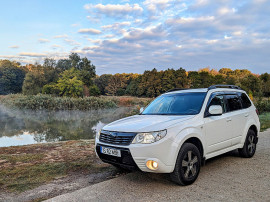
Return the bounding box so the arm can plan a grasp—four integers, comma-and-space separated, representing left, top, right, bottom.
100, 146, 121, 157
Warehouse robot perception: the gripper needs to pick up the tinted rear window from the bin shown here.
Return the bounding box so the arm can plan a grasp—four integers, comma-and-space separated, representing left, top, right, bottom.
241, 93, 252, 108
226, 95, 242, 112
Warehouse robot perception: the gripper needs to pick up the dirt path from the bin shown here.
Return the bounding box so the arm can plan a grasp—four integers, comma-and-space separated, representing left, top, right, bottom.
46, 130, 270, 202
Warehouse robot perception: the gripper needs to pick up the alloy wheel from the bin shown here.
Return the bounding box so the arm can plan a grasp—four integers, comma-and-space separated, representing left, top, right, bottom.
181, 151, 198, 179
248, 135, 256, 154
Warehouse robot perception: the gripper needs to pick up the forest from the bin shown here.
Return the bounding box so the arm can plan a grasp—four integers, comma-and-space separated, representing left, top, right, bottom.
0, 53, 270, 98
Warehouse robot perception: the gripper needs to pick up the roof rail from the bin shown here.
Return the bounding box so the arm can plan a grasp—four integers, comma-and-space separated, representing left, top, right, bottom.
165, 88, 188, 93
208, 84, 242, 90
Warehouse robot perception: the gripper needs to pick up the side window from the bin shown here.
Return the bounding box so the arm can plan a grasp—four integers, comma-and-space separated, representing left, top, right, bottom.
208, 95, 226, 113
225, 95, 242, 112
241, 93, 252, 109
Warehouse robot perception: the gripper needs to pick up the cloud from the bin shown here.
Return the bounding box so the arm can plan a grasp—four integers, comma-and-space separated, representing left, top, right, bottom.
78, 28, 102, 35
38, 38, 50, 43
102, 21, 131, 30
64, 39, 80, 46
84, 3, 143, 17
71, 23, 79, 27
19, 52, 47, 57
53, 34, 68, 38
3, 0, 270, 74
9, 45, 19, 49
51, 44, 62, 50
143, 0, 175, 12
0, 55, 24, 59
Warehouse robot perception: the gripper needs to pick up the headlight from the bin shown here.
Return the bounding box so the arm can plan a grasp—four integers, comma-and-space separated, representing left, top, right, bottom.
132, 130, 167, 144
96, 129, 101, 140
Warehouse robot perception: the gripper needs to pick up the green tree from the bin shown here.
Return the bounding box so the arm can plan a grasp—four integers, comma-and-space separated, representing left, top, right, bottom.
56, 68, 84, 97
77, 57, 96, 86
22, 64, 57, 95
94, 74, 113, 95
0, 60, 26, 94
89, 85, 101, 96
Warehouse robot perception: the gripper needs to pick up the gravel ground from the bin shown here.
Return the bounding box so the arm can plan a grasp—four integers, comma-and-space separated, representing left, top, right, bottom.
47, 129, 270, 202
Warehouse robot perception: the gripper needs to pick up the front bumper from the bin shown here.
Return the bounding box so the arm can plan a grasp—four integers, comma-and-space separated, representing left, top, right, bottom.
96, 144, 138, 170
96, 137, 177, 173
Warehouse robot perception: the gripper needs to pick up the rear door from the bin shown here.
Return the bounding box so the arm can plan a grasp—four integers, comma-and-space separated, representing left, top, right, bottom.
224, 93, 246, 146
204, 93, 233, 154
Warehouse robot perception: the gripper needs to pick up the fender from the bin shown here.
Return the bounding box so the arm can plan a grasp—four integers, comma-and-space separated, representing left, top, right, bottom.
170, 126, 205, 169
240, 118, 259, 146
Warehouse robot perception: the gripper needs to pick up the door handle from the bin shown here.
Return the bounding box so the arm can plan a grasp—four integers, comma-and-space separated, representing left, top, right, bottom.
226, 118, 232, 122
245, 114, 249, 117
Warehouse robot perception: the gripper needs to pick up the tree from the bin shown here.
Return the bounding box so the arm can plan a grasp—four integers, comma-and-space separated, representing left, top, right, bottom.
22, 64, 57, 95
77, 57, 96, 86
0, 60, 26, 95
89, 85, 101, 96
94, 74, 113, 95
56, 68, 84, 97
56, 59, 72, 72
23, 72, 44, 95
240, 74, 262, 97
43, 58, 56, 69
105, 74, 126, 95
260, 73, 270, 96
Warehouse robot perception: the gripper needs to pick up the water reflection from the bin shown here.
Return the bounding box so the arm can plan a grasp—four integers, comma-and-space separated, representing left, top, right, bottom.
0, 105, 133, 147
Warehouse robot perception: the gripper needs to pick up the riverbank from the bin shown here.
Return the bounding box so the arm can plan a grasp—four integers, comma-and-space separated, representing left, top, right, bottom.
0, 94, 152, 110
0, 140, 127, 201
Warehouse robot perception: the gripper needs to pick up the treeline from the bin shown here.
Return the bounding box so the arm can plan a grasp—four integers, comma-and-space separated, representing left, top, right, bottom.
1, 53, 270, 98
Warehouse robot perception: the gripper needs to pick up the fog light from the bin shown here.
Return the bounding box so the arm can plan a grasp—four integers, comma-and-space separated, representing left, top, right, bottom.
146, 160, 158, 170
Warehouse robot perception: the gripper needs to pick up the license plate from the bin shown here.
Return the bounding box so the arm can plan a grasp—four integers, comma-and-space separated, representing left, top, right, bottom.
100, 146, 121, 157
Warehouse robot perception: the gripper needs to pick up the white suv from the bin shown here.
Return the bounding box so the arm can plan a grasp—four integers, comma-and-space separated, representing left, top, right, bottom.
95, 85, 260, 185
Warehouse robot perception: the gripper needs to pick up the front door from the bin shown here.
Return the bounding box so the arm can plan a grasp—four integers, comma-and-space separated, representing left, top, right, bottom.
204, 94, 233, 154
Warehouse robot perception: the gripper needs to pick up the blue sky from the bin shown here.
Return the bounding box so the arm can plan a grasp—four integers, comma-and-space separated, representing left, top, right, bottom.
0, 0, 270, 75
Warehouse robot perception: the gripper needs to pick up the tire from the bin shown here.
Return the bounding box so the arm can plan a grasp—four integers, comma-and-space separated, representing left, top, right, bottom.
238, 129, 257, 158
170, 143, 201, 186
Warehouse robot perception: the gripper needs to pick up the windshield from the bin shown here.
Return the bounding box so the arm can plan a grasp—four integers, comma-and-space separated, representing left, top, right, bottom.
142, 92, 206, 115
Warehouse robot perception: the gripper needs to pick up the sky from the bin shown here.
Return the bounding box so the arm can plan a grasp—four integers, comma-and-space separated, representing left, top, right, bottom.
0, 0, 270, 75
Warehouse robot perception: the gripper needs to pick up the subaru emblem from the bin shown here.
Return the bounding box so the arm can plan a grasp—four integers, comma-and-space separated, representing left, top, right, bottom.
110, 132, 117, 137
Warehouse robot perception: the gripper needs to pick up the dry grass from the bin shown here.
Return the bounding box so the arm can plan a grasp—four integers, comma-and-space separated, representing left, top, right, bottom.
0, 140, 110, 193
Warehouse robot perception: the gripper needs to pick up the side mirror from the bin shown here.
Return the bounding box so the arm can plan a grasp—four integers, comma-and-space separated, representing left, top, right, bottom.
140, 107, 144, 114
208, 105, 223, 116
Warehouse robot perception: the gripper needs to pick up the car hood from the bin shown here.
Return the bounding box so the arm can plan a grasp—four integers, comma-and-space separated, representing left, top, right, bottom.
103, 114, 195, 133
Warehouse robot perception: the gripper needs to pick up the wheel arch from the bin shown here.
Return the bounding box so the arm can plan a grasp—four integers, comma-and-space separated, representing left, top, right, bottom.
248, 124, 259, 143
249, 124, 258, 136
172, 127, 205, 170
184, 137, 204, 160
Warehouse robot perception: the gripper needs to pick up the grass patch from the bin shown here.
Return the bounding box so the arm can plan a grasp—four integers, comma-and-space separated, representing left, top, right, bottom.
259, 112, 270, 132
0, 140, 111, 193
0, 153, 45, 164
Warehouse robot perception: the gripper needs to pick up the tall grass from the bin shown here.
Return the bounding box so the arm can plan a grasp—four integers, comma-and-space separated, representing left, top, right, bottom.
259, 113, 270, 132
0, 94, 117, 110
0, 94, 152, 110
254, 98, 270, 113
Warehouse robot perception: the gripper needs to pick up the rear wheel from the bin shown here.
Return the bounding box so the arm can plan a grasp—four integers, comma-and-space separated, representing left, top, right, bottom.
170, 143, 201, 185
238, 129, 257, 158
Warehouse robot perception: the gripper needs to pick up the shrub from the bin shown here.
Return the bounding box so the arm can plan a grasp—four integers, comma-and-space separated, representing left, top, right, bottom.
0, 94, 117, 110
89, 85, 101, 96
254, 98, 270, 113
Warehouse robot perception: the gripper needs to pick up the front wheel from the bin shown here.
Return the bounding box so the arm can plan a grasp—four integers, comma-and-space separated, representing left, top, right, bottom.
238, 129, 257, 158
170, 143, 201, 186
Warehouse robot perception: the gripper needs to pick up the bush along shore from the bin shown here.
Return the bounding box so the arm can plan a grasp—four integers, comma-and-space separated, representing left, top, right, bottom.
0, 94, 152, 110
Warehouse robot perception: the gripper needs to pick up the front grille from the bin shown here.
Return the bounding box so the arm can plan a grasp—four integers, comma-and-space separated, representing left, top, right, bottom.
99, 130, 136, 146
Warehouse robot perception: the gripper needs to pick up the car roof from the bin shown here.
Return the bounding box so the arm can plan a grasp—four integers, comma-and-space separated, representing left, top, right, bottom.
164, 88, 245, 95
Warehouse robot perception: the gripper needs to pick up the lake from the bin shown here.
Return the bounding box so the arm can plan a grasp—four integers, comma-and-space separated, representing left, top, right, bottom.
0, 105, 133, 147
